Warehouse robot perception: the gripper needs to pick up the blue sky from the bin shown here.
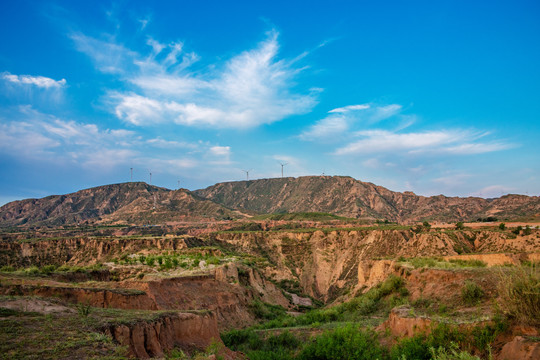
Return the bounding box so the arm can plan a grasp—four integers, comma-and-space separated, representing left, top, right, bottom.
1, 0, 539, 205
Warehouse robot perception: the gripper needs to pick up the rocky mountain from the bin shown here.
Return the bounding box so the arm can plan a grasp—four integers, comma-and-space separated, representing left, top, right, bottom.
0, 182, 240, 226
2, 176, 539, 226
194, 176, 540, 223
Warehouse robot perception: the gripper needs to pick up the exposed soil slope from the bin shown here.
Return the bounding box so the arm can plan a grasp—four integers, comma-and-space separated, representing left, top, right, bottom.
213, 228, 540, 301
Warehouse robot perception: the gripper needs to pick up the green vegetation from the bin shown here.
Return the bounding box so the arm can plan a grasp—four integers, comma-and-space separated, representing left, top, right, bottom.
461, 281, 485, 305
0, 263, 108, 276
398, 257, 487, 269
222, 316, 503, 360
497, 265, 540, 326
112, 248, 228, 271
251, 275, 407, 331
253, 212, 356, 222
298, 325, 385, 360
0, 297, 167, 359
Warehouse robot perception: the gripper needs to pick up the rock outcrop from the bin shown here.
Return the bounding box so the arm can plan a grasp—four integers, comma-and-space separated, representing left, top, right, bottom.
103, 311, 241, 359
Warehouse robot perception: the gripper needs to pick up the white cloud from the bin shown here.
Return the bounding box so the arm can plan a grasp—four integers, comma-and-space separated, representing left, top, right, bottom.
329, 104, 370, 113
71, 33, 138, 74
72, 30, 316, 128
335, 129, 511, 156
300, 103, 405, 141
209, 146, 230, 157
0, 106, 136, 167
146, 138, 198, 149
472, 185, 516, 198
300, 115, 348, 140
1, 72, 66, 88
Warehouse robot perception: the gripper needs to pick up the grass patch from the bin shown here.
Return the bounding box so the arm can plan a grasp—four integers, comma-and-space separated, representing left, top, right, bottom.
497, 265, 540, 326
461, 281, 485, 305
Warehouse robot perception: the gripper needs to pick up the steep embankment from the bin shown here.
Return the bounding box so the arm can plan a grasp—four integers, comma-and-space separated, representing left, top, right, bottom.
212, 228, 540, 301
102, 311, 226, 359
0, 182, 239, 226
195, 176, 540, 222
0, 236, 203, 267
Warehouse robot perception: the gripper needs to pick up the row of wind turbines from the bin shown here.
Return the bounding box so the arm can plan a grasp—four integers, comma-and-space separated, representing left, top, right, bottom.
128, 162, 290, 187
242, 162, 288, 181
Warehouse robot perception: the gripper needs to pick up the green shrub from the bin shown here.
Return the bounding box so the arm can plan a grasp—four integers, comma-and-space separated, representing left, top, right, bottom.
427, 324, 466, 350
24, 266, 40, 275
430, 343, 482, 360
221, 328, 261, 351
267, 331, 300, 349
498, 223, 506, 230
40, 264, 57, 274
461, 281, 484, 305
455, 222, 465, 230
249, 300, 287, 320
0, 265, 15, 272
297, 325, 384, 360
390, 334, 430, 360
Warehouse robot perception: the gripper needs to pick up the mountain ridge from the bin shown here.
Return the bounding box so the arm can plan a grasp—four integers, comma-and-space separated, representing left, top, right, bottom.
1, 176, 539, 226
193, 175, 540, 223
0, 182, 239, 226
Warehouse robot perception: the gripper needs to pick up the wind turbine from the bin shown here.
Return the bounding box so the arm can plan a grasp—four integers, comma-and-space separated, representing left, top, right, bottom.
242, 169, 252, 181
280, 162, 288, 178
130, 167, 133, 182
148, 169, 152, 185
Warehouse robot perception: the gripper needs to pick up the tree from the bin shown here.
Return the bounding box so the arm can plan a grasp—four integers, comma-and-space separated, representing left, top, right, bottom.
499, 223, 506, 230
455, 222, 465, 230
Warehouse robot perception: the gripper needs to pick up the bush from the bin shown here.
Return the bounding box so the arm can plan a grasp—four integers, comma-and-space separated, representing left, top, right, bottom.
498, 223, 506, 230
390, 334, 430, 360
40, 264, 57, 274
250, 300, 287, 320
267, 331, 300, 349
497, 266, 540, 325
455, 222, 465, 230
427, 324, 466, 351
430, 343, 482, 360
221, 328, 261, 351
461, 281, 484, 305
297, 325, 384, 360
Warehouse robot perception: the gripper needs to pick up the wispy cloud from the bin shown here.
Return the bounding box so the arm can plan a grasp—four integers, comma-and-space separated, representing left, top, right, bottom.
335, 129, 513, 155
0, 106, 136, 168
0, 106, 235, 178
472, 185, 516, 198
72, 30, 317, 128
300, 103, 403, 141
1, 72, 66, 88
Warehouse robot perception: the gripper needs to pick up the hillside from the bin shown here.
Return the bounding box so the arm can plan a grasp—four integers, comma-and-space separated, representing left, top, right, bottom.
194, 176, 540, 222
0, 182, 240, 226
2, 176, 539, 227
